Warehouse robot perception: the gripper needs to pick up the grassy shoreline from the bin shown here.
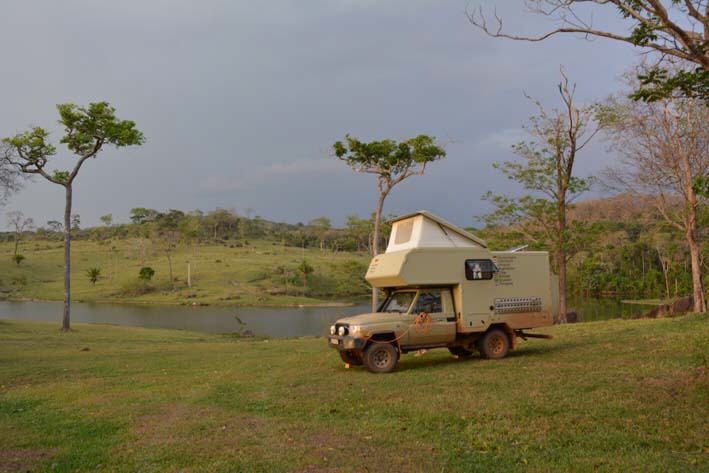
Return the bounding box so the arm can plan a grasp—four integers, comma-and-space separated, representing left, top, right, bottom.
1, 314, 707, 472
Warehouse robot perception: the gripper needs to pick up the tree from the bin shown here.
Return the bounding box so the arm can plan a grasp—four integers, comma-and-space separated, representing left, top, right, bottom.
482, 71, 600, 323
0, 144, 23, 207
100, 214, 113, 227
46, 220, 63, 233
86, 267, 101, 286
309, 217, 332, 251
130, 207, 159, 225
469, 1, 709, 102
2, 102, 144, 331
333, 134, 446, 310
297, 259, 314, 295
601, 83, 708, 312
6, 210, 34, 257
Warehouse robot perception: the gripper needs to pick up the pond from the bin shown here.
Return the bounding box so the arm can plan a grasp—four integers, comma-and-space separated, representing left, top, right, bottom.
0, 297, 657, 338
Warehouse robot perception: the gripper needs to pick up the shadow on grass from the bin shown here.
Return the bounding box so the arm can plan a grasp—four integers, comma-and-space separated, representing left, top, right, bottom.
390, 338, 593, 372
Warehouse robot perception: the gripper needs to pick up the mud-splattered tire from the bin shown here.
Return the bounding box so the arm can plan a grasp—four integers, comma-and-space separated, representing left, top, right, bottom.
477, 329, 510, 359
448, 346, 474, 358
339, 350, 363, 366
363, 343, 399, 373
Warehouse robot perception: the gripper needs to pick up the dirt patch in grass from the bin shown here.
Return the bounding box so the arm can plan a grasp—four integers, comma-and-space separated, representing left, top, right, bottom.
126, 403, 437, 471
642, 366, 708, 397
0, 449, 56, 473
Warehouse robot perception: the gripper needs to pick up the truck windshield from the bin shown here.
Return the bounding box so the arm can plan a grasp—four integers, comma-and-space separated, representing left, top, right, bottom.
381, 292, 416, 313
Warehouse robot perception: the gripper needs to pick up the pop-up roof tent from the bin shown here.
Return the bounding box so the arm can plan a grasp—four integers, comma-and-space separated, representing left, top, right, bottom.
385, 211, 487, 253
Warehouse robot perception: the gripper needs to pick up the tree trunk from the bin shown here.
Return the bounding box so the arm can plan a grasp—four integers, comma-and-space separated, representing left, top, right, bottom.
62, 185, 72, 332
557, 249, 567, 324
680, 153, 707, 313
371, 191, 387, 311
685, 204, 706, 313
166, 252, 174, 289
14, 235, 19, 257
555, 197, 568, 323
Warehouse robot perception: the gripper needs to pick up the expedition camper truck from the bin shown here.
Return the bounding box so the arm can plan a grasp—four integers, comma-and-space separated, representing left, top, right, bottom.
327, 211, 556, 373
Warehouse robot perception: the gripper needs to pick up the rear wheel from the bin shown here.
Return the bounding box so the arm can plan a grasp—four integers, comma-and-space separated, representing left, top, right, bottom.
478, 329, 510, 359
363, 343, 399, 373
339, 350, 363, 366
448, 346, 474, 358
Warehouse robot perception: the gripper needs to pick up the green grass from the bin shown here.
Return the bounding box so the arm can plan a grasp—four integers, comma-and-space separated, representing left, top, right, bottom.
0, 239, 370, 306
0, 315, 707, 472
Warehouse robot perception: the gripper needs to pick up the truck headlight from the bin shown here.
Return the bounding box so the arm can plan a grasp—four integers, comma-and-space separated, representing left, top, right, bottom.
338, 326, 346, 336
330, 325, 336, 335
350, 325, 363, 336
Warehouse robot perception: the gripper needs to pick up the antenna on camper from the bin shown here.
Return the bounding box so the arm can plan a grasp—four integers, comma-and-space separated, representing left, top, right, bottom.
507, 244, 529, 253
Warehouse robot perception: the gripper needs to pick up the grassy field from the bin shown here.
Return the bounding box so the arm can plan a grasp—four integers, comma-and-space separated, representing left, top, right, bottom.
0, 315, 706, 472
0, 239, 370, 307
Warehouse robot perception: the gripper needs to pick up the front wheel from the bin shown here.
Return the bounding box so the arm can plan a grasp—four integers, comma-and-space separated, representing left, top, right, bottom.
339, 350, 363, 366
363, 343, 399, 373
477, 329, 510, 359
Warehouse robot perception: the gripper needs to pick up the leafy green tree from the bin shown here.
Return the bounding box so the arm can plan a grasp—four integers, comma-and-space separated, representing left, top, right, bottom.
297, 259, 314, 295
333, 134, 446, 309
100, 214, 113, 227
309, 217, 332, 251
2, 102, 144, 331
139, 267, 155, 281
482, 72, 599, 322
130, 208, 160, 225
86, 267, 101, 285
469, 1, 709, 102
46, 220, 63, 233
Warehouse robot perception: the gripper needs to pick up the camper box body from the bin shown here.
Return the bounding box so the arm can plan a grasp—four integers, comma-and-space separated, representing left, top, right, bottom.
365, 212, 554, 332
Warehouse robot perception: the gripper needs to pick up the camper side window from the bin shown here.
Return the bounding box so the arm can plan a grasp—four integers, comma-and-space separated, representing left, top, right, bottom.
465, 259, 497, 280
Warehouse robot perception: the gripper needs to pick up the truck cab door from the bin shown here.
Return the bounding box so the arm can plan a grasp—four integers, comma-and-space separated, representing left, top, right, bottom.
407, 289, 456, 346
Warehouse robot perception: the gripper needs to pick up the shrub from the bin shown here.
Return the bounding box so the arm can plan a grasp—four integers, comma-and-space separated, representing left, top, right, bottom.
139, 267, 155, 281
13, 254, 25, 266
86, 267, 101, 285
117, 280, 156, 297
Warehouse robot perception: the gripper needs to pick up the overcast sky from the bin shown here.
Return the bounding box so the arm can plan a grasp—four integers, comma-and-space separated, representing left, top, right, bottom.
0, 0, 640, 230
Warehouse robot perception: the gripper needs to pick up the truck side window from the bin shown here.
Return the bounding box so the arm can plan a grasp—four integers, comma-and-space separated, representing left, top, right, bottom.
465, 259, 497, 280
413, 291, 442, 314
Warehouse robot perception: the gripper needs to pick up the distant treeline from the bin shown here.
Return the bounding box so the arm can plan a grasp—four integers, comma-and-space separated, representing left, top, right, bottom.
0, 207, 391, 255
3, 194, 707, 302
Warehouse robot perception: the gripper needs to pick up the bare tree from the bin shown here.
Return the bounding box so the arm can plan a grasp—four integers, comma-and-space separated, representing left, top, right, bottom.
602, 80, 708, 312
0, 144, 23, 207
6, 210, 34, 257
469, 1, 709, 101
483, 70, 600, 323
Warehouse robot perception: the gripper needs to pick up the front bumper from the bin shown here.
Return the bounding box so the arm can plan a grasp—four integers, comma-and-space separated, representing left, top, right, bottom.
327, 335, 366, 351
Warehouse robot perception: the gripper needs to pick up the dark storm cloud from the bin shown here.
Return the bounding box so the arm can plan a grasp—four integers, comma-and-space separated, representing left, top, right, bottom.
0, 0, 637, 229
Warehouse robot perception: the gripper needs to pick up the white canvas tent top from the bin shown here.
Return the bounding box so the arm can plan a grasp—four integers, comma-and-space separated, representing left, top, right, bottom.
385, 210, 487, 253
